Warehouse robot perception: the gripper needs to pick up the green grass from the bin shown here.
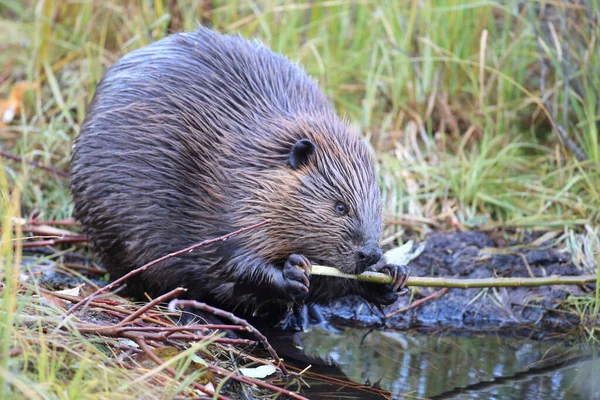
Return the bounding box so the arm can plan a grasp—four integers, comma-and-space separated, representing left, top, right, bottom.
0, 172, 218, 398
2, 0, 599, 224
1, 0, 600, 398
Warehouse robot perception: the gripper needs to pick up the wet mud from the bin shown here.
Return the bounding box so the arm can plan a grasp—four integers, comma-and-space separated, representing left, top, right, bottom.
325, 231, 593, 332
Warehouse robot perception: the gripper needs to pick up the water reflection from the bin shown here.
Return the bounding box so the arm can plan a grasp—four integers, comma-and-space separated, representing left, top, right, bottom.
273, 326, 600, 399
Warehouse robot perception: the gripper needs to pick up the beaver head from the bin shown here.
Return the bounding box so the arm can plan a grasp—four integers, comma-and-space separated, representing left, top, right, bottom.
234, 115, 383, 275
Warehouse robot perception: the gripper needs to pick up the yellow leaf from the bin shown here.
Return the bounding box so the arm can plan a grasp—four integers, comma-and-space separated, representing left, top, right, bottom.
0, 81, 37, 124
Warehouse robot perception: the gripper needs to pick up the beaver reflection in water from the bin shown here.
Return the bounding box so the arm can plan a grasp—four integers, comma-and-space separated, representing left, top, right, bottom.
70, 27, 410, 329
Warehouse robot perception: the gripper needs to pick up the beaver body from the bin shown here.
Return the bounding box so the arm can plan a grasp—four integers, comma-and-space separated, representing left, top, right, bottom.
70, 28, 408, 321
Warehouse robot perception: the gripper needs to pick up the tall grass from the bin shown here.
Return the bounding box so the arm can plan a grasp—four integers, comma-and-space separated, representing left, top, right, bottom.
2, 0, 597, 224
0, 167, 216, 398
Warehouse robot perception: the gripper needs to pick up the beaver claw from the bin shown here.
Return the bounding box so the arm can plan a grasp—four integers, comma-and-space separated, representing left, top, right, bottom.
376, 263, 411, 293
364, 263, 410, 306
281, 254, 312, 304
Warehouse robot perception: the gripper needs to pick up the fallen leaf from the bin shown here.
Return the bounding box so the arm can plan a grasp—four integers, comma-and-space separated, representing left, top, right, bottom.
118, 339, 139, 348
0, 81, 37, 128
40, 292, 69, 308
239, 364, 277, 379
384, 240, 426, 266
55, 284, 84, 297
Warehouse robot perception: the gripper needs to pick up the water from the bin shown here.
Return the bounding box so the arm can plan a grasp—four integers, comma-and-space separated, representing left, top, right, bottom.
271, 326, 600, 399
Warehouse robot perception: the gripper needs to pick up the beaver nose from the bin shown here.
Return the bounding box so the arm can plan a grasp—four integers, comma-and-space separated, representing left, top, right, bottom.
356, 244, 383, 270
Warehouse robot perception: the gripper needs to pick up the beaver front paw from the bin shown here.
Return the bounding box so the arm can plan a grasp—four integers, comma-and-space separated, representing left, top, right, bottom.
280, 254, 311, 304
364, 263, 410, 306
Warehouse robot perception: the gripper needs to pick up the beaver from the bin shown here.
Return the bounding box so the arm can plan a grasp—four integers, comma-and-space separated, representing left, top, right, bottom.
70, 27, 409, 326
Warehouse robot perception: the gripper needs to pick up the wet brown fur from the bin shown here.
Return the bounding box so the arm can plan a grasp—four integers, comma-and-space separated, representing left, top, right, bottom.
70, 28, 401, 317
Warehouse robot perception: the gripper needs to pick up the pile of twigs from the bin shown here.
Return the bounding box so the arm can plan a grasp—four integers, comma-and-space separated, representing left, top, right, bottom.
34, 285, 306, 399
13, 219, 307, 399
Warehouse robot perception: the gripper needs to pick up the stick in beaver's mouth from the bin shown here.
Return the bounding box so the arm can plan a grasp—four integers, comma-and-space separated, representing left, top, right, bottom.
308, 265, 598, 289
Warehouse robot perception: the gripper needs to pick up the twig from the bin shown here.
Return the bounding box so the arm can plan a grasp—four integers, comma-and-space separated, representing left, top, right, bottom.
39, 288, 171, 326
119, 287, 187, 326
64, 220, 271, 316
74, 324, 256, 346
134, 337, 227, 399
120, 325, 251, 333
169, 299, 290, 376
386, 288, 448, 318
0, 150, 69, 177
311, 265, 598, 288
11, 312, 254, 346
20, 287, 280, 396
29, 218, 80, 226
12, 217, 78, 236
163, 335, 254, 346
104, 310, 147, 326
62, 263, 107, 276
18, 235, 87, 248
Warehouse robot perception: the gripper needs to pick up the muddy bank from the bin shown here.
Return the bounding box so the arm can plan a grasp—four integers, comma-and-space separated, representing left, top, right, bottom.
325, 231, 594, 332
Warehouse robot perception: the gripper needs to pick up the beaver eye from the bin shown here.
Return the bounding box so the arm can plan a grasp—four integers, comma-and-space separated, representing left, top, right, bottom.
334, 201, 348, 216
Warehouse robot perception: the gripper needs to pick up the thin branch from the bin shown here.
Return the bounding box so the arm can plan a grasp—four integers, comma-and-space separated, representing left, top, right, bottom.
161, 334, 254, 346
311, 265, 598, 289
119, 287, 187, 326
12, 217, 78, 236
134, 337, 227, 399
116, 325, 249, 333
76, 325, 256, 346
386, 288, 448, 318
64, 220, 271, 316
62, 263, 107, 276
17, 235, 87, 248
39, 288, 171, 326
0, 150, 69, 177
29, 218, 80, 226
169, 299, 290, 376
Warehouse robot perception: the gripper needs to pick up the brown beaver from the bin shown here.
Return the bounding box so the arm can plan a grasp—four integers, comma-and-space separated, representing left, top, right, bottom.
70, 28, 409, 326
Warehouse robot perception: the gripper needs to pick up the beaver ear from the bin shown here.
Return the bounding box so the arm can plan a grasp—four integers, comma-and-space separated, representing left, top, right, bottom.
289, 139, 317, 169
